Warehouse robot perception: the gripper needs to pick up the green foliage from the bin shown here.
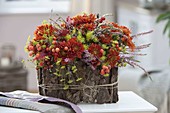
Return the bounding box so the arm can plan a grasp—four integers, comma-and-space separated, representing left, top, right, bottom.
61, 66, 66, 69
68, 80, 73, 84
72, 28, 76, 34
92, 36, 99, 42
32, 41, 38, 46
42, 45, 46, 49
83, 44, 89, 49
123, 63, 127, 67
56, 58, 62, 65
156, 11, 170, 23
42, 20, 49, 24
49, 36, 53, 44
65, 72, 70, 76
24, 36, 31, 52
43, 34, 48, 39
60, 79, 65, 82
64, 84, 69, 90
77, 34, 85, 43
71, 65, 76, 70
76, 77, 82, 82
53, 72, 61, 76
156, 11, 170, 39
103, 74, 109, 77
102, 44, 109, 49
65, 34, 71, 40
71, 65, 77, 73
100, 56, 106, 61
86, 31, 94, 41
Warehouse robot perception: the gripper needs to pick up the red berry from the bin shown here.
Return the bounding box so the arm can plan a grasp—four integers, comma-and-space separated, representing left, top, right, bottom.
100, 69, 105, 75
46, 47, 49, 51
36, 44, 40, 48
100, 49, 104, 54
56, 48, 60, 52
118, 47, 122, 51
105, 69, 110, 73
52, 49, 55, 53
29, 51, 34, 56
37, 46, 41, 51
64, 46, 68, 51
28, 45, 34, 51
52, 41, 56, 44
102, 65, 108, 70
99, 17, 105, 23
53, 37, 57, 40
101, 17, 105, 21
39, 62, 43, 67
36, 53, 40, 58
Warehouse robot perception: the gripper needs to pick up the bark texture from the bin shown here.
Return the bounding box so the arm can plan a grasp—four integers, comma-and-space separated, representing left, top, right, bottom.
38, 61, 118, 104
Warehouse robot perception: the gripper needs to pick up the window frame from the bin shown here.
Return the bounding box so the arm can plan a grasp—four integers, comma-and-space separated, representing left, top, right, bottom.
0, 0, 71, 14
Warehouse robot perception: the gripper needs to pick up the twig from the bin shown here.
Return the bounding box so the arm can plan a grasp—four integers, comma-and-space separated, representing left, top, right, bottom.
131, 30, 153, 38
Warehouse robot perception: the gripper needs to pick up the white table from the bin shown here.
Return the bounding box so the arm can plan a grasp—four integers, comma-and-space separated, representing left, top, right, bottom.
78, 91, 157, 113
0, 91, 157, 113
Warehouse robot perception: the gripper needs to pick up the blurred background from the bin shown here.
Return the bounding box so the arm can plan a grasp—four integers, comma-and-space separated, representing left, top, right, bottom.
0, 0, 170, 112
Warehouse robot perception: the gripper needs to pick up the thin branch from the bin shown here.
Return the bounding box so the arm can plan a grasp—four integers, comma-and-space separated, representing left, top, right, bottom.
49, 18, 62, 29
102, 13, 113, 17
135, 43, 151, 49
131, 30, 153, 38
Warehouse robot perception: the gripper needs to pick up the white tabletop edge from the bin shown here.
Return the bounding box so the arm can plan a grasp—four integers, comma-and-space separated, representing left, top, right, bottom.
78, 91, 157, 113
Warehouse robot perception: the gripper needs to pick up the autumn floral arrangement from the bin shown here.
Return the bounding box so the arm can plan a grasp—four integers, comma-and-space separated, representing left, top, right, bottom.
25, 13, 152, 104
